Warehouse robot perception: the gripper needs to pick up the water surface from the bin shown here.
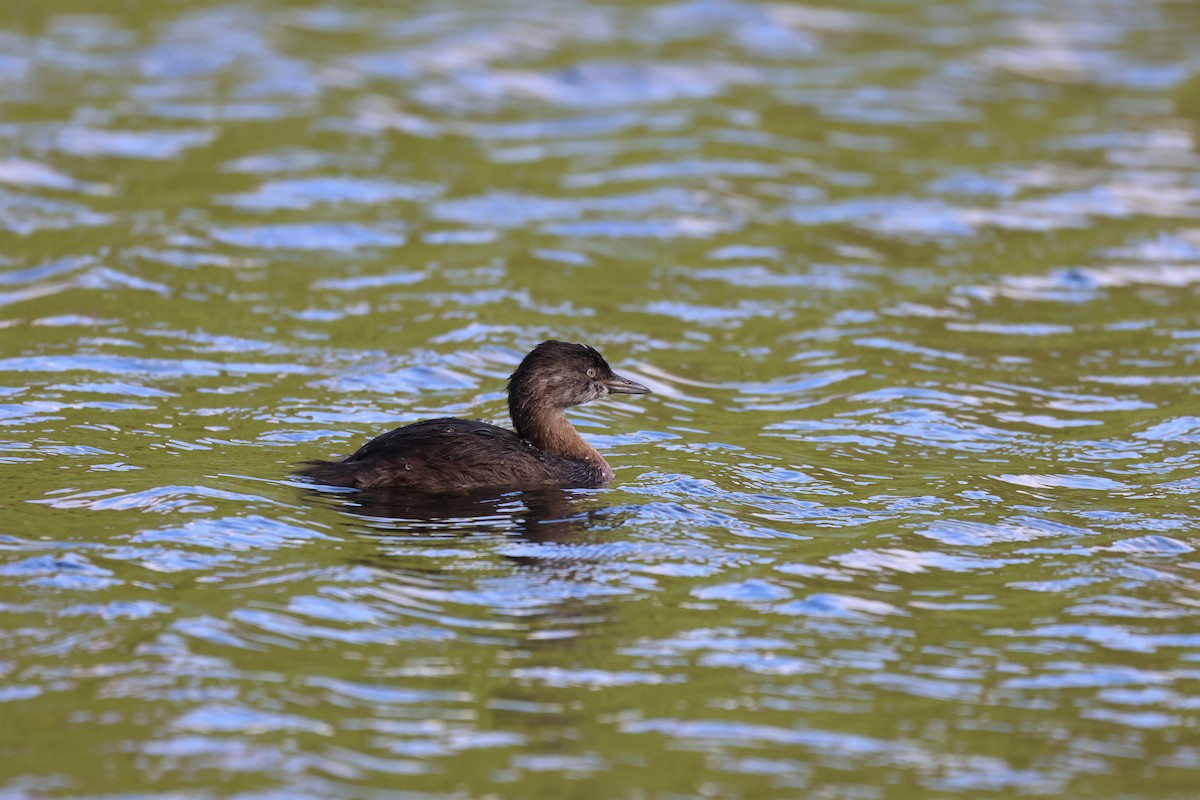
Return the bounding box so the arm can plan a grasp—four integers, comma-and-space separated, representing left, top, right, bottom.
1, 0, 1199, 797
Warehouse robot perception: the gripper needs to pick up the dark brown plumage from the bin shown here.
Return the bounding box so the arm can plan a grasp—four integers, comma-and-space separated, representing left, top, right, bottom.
295, 341, 650, 492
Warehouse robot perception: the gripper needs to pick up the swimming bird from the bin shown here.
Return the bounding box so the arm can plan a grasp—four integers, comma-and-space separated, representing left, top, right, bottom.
296, 340, 650, 492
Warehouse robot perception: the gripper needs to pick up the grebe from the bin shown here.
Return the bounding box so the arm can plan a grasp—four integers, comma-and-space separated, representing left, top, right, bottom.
296, 340, 650, 492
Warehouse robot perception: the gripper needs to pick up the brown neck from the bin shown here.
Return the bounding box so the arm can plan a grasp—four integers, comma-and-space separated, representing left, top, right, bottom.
512, 404, 612, 478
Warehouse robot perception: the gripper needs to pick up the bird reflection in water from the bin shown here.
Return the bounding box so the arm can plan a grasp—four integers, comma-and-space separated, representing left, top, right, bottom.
301, 486, 607, 554
296, 486, 631, 641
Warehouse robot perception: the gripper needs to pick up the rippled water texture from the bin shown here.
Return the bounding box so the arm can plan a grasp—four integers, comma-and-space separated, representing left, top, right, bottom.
2, 0, 1200, 797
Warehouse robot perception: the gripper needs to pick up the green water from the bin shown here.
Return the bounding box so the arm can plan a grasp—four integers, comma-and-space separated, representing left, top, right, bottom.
1, 0, 1199, 797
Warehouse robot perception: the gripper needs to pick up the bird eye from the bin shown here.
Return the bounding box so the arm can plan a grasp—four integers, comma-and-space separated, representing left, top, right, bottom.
586, 368, 596, 378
